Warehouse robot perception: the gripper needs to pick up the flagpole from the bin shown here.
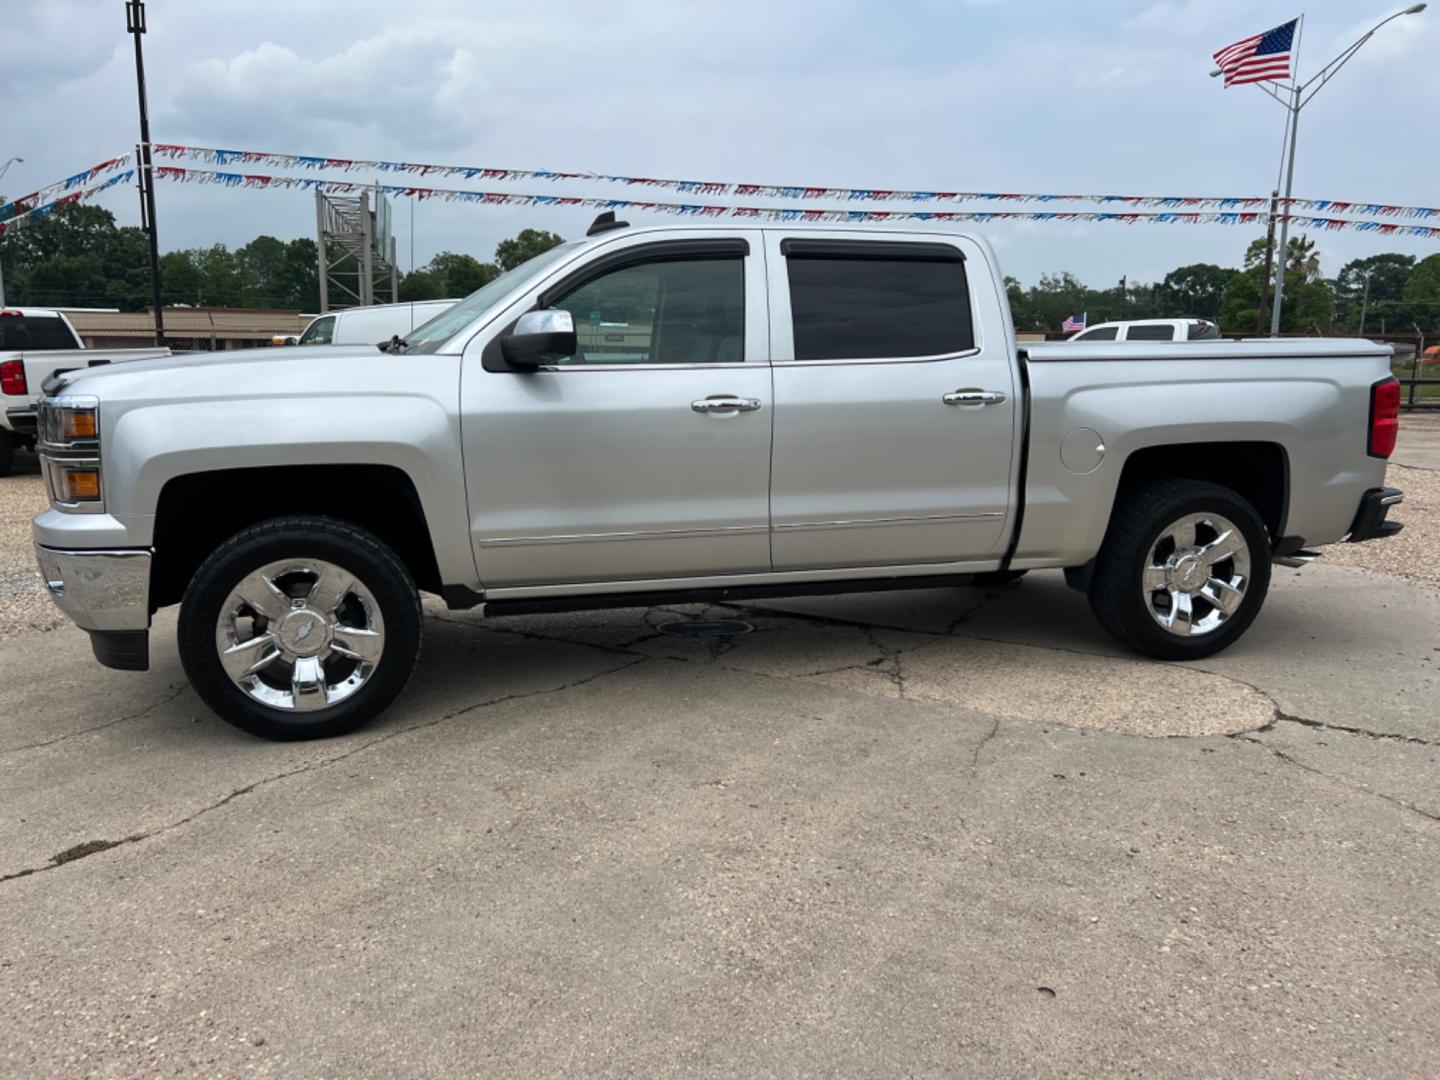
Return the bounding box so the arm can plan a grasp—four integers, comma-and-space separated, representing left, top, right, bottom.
1268, 15, 1302, 338
1214, 8, 1427, 335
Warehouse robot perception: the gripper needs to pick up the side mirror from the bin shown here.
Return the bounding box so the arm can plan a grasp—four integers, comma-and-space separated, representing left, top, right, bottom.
500, 309, 577, 370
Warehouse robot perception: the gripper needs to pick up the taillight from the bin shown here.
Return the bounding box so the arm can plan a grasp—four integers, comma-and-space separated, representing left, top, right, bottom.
0, 358, 26, 396
1368, 376, 1400, 458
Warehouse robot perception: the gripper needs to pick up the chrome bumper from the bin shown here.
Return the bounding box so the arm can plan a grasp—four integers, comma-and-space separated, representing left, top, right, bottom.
34, 545, 152, 632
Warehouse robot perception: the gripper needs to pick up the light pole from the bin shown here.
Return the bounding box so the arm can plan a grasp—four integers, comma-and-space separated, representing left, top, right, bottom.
0, 155, 23, 307
126, 0, 165, 346
1212, 4, 1426, 336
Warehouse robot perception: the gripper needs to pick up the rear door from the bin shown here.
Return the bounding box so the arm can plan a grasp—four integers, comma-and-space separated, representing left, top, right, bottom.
765, 232, 1017, 571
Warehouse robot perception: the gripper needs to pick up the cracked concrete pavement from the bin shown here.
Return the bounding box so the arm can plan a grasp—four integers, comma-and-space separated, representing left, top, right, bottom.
2, 423, 1439, 1077
4, 559, 1440, 1077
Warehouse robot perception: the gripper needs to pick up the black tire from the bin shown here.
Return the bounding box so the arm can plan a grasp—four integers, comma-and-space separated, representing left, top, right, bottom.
1088, 479, 1271, 661
969, 569, 1028, 587
0, 429, 14, 478
178, 516, 422, 740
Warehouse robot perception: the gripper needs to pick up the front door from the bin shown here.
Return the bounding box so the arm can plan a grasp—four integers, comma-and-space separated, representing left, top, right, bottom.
462, 234, 773, 588
765, 233, 1018, 571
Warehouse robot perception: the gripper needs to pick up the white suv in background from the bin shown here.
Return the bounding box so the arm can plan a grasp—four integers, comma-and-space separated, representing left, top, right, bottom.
1069, 318, 1220, 342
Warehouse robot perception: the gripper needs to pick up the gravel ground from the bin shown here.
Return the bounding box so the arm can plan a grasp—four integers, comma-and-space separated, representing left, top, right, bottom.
1317, 462, 1438, 584
0, 459, 63, 642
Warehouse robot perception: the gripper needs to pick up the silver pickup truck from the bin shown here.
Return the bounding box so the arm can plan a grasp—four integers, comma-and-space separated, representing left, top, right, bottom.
32, 218, 1405, 739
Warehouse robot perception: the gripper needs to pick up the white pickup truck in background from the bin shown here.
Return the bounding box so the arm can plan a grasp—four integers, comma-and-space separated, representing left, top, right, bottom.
1068, 318, 1221, 342
0, 307, 169, 475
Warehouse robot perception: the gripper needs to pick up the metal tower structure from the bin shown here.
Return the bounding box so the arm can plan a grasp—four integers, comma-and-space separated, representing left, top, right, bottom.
315, 188, 398, 311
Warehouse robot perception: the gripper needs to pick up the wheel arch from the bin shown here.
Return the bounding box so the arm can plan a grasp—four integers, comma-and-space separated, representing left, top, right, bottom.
150, 464, 444, 610
1113, 441, 1290, 543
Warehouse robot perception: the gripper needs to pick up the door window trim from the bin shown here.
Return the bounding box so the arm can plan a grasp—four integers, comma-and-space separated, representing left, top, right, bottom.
771, 236, 980, 366
482, 238, 755, 373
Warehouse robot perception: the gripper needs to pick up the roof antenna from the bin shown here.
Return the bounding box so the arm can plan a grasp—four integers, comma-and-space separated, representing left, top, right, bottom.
586, 210, 629, 237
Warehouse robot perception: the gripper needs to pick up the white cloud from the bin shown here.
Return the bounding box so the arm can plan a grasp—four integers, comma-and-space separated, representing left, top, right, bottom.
5, 0, 1438, 289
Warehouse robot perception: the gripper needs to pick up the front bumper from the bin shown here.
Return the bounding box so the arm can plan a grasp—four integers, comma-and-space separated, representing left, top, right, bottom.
33, 545, 152, 670
1348, 487, 1404, 543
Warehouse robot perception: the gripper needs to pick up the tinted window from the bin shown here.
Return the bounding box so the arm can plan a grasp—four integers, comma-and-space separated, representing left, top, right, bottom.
786, 255, 972, 360
549, 257, 744, 365
1125, 324, 1175, 341
0, 315, 79, 350
1187, 321, 1220, 340
299, 316, 335, 345
1074, 326, 1117, 341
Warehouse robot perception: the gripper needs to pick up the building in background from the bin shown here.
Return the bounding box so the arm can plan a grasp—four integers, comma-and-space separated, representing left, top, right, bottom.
60, 308, 311, 352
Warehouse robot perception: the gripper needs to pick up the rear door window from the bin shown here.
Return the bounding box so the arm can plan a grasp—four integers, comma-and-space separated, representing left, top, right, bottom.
1125, 324, 1176, 341
783, 241, 973, 361
0, 315, 79, 350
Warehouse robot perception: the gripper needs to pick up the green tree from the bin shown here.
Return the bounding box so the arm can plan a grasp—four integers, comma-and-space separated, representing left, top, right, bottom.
1285, 234, 1321, 282
1335, 253, 1414, 331
426, 251, 498, 296
1403, 254, 1440, 305
1159, 263, 1236, 319
494, 228, 565, 271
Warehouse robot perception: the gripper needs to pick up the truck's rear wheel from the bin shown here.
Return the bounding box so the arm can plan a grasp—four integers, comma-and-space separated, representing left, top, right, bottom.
178, 516, 422, 740
1088, 479, 1271, 660
0, 429, 14, 477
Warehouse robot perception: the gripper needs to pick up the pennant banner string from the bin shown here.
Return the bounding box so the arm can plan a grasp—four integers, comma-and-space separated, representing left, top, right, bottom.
144, 165, 1440, 240
0, 153, 134, 224
0, 170, 137, 237
151, 142, 1440, 222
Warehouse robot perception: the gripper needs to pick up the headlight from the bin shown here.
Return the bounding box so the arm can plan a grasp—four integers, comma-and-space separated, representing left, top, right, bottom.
38, 395, 104, 513
39, 395, 101, 452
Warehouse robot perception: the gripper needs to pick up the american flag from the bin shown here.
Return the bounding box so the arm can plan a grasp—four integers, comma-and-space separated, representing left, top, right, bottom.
1213, 19, 1297, 87
1062, 312, 1086, 333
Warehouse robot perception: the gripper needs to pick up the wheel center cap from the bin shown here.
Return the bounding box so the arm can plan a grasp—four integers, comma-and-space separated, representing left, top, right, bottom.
1171, 554, 1206, 591
278, 609, 329, 656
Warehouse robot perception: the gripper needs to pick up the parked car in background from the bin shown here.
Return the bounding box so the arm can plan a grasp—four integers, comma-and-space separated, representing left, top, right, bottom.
1069, 318, 1220, 342
287, 300, 460, 347
1, 307, 170, 476
33, 221, 1403, 739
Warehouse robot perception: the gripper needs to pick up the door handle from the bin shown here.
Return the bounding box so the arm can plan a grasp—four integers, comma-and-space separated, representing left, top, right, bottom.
692, 396, 762, 413
943, 389, 1007, 406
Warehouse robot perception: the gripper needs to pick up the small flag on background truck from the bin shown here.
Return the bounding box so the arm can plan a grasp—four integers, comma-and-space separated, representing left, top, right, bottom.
1062, 313, 1086, 333
1213, 18, 1297, 87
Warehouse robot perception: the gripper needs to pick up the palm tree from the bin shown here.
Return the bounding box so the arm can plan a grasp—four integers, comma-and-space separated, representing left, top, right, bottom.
1286, 234, 1321, 283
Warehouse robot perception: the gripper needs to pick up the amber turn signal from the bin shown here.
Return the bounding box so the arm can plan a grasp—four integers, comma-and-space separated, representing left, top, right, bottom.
61, 411, 97, 440
59, 468, 101, 501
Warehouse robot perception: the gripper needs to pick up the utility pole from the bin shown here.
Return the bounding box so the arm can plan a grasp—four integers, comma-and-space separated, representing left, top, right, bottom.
0, 156, 24, 308
1256, 190, 1279, 334
126, 0, 165, 346
1356, 270, 1372, 336
1118, 275, 1127, 315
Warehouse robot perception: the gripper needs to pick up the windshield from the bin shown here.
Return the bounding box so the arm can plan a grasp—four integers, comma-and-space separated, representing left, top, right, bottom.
403, 242, 582, 354
298, 315, 334, 345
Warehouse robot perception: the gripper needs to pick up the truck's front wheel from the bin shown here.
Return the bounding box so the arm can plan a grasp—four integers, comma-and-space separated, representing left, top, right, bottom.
1088, 479, 1271, 661
178, 516, 422, 740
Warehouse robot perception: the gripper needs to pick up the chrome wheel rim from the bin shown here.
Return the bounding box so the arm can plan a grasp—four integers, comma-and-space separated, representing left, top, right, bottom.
215, 558, 385, 712
1142, 511, 1251, 637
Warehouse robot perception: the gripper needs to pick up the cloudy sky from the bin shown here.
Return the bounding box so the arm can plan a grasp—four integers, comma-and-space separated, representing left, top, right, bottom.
6, 0, 1438, 287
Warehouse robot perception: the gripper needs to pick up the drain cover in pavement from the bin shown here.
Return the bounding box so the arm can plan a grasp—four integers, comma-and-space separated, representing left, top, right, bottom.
656, 620, 754, 637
